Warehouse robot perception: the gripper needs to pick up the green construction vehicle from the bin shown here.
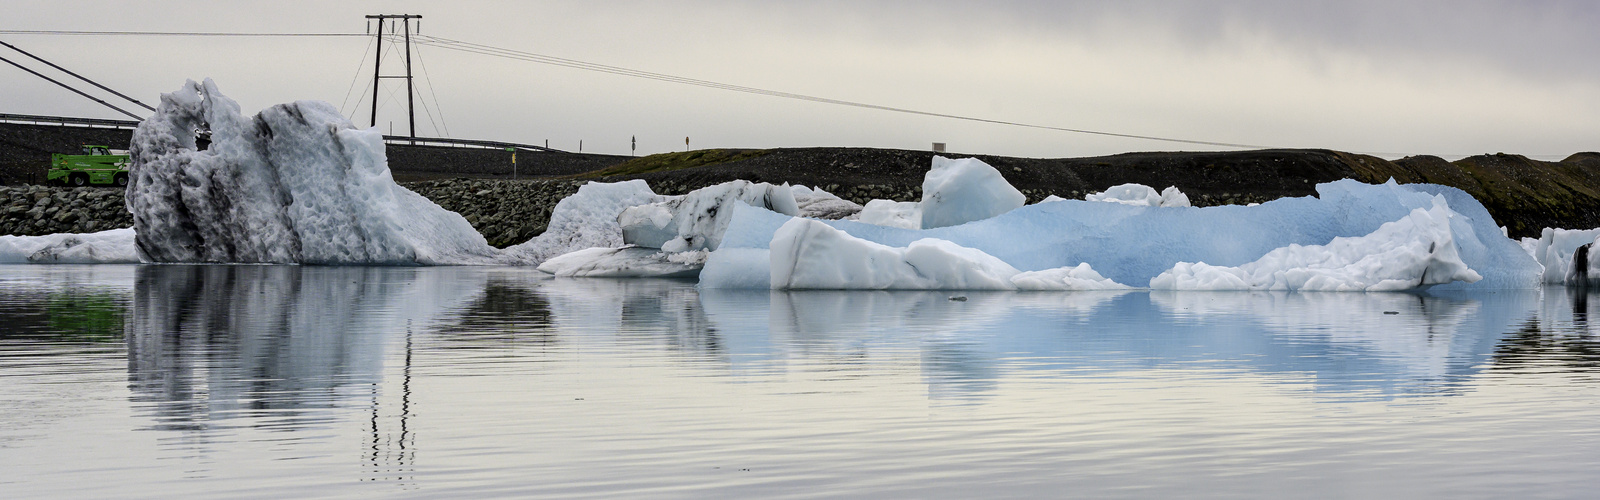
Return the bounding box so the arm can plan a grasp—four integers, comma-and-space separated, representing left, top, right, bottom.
47, 145, 130, 187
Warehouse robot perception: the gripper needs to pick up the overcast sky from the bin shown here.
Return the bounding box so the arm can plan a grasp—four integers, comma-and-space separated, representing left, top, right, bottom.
2, 0, 1596, 159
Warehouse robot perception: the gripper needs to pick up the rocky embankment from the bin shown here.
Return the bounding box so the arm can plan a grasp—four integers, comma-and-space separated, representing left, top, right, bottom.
404, 179, 584, 248
0, 185, 132, 236
0, 180, 589, 249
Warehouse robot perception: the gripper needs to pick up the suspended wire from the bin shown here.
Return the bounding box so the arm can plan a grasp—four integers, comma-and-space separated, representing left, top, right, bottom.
409, 34, 1275, 150
412, 70, 443, 137
0, 39, 155, 111
0, 30, 365, 37
0, 52, 143, 119
376, 81, 408, 127
339, 34, 377, 115
412, 44, 450, 136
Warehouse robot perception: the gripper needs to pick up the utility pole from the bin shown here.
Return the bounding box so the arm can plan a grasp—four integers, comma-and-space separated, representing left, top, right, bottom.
366, 14, 421, 142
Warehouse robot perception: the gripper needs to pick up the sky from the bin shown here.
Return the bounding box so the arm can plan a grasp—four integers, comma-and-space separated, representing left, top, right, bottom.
1, 0, 1596, 159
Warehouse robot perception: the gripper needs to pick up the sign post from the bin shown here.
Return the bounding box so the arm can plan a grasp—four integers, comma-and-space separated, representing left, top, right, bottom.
507, 147, 516, 179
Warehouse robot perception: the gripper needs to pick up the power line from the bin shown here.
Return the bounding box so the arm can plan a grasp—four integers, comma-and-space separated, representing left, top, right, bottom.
0, 52, 143, 119
0, 39, 154, 111
409, 34, 1277, 150
413, 44, 450, 136
339, 35, 377, 115
0, 30, 364, 37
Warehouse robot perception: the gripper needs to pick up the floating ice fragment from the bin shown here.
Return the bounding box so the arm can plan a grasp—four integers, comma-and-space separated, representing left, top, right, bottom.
856, 199, 922, 229
1011, 263, 1132, 290
790, 184, 862, 219
1085, 183, 1191, 207
500, 180, 662, 266
617, 180, 798, 251
1149, 202, 1481, 291
0, 228, 139, 264
919, 156, 1026, 229
536, 246, 704, 278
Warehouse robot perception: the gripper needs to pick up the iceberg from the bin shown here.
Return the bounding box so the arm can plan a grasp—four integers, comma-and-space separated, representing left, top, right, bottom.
771, 218, 1023, 290
0, 228, 138, 264
1086, 183, 1191, 208
700, 178, 1542, 291
616, 180, 799, 252
847, 156, 1023, 230
535, 246, 704, 278
855, 199, 922, 230
501, 179, 661, 265
1149, 203, 1481, 291
127, 79, 498, 265
790, 184, 861, 220
1523, 228, 1600, 285
1010, 264, 1132, 291
918, 156, 1026, 229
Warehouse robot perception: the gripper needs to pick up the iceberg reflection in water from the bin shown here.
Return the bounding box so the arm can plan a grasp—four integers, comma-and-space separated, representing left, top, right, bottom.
2, 265, 1598, 498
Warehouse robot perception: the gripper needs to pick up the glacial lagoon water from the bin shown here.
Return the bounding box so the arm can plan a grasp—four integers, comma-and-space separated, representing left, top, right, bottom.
1, 265, 1596, 499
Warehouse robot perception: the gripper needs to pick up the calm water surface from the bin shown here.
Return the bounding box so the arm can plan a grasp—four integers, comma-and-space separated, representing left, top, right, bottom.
0, 265, 1596, 499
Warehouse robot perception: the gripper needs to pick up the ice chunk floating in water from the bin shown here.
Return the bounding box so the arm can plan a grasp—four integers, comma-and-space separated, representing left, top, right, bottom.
1086, 183, 1191, 208
617, 180, 799, 252
1149, 202, 1481, 291
0, 228, 138, 264
700, 178, 1542, 291
918, 156, 1025, 229
127, 79, 498, 264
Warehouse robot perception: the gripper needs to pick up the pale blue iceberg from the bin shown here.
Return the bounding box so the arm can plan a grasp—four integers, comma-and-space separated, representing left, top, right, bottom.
700, 179, 1542, 291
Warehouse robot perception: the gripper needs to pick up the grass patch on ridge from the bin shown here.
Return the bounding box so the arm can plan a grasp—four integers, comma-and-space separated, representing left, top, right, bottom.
568, 149, 768, 179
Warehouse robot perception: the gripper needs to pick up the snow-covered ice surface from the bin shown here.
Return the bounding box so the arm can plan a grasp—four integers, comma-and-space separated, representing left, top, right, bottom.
127, 79, 498, 265
1086, 183, 1191, 207
919, 156, 1026, 229
701, 179, 1542, 291
1150, 203, 1481, 291
0, 228, 138, 264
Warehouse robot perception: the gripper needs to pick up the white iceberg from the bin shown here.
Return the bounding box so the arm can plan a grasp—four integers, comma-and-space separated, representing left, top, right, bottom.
1522, 227, 1600, 285
1011, 264, 1132, 291
1086, 183, 1191, 207
855, 199, 922, 230
766, 217, 1129, 290
771, 218, 1023, 289
919, 156, 1026, 229
127, 79, 497, 265
1149, 202, 1481, 291
0, 228, 139, 264
535, 246, 705, 278
616, 180, 799, 252
499, 179, 662, 266
790, 184, 861, 219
